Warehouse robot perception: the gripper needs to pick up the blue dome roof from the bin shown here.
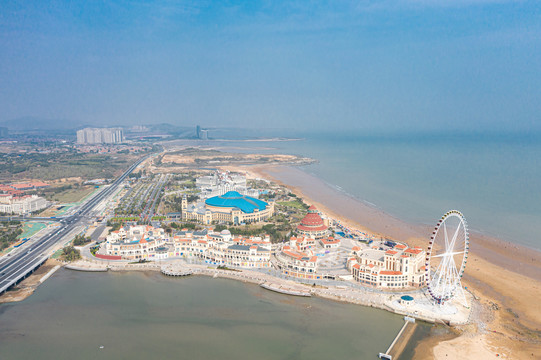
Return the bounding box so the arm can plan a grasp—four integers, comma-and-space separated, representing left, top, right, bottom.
205, 191, 268, 214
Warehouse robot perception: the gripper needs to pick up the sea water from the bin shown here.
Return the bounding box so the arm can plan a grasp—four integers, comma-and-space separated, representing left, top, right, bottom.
210, 130, 540, 250
0, 269, 407, 360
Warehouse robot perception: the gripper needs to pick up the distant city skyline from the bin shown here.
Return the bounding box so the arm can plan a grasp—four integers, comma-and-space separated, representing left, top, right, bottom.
1, 1, 540, 133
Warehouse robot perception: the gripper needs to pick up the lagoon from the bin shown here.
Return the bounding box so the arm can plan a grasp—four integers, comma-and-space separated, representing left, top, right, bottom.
0, 269, 412, 360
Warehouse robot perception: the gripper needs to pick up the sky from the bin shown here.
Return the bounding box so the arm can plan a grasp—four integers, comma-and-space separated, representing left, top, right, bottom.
0, 0, 540, 132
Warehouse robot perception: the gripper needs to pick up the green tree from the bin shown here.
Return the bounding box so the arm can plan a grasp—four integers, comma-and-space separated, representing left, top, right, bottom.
61, 246, 81, 262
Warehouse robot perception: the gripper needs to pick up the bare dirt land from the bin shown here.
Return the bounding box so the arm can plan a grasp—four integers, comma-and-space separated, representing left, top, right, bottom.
150, 148, 315, 173
0, 259, 62, 304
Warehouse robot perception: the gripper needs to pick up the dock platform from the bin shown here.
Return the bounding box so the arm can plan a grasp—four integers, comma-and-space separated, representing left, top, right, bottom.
260, 282, 311, 297
379, 316, 416, 360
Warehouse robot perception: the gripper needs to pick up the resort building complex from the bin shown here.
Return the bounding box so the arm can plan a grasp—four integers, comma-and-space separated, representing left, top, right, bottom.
296, 206, 330, 239
104, 226, 271, 268
275, 235, 341, 280
347, 243, 426, 289
196, 171, 259, 199
182, 191, 274, 225
102, 202, 426, 291
104, 225, 169, 260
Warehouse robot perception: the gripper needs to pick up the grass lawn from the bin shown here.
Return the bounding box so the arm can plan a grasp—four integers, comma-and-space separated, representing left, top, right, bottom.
51, 248, 64, 259
277, 200, 307, 209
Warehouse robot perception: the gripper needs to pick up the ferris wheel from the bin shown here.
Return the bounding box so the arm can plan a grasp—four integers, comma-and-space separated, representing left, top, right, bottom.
425, 210, 469, 306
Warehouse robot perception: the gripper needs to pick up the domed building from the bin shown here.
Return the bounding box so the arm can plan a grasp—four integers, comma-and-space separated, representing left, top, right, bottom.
297, 205, 329, 239
183, 191, 274, 225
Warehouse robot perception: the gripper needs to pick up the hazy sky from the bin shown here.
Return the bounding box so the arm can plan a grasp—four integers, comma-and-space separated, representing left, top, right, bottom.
1, 1, 540, 132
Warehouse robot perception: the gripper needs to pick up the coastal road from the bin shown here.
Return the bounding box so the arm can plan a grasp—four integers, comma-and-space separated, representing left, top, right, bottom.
0, 156, 148, 294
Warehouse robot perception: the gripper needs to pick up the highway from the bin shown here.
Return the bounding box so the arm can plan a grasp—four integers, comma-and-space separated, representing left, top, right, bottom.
0, 156, 148, 294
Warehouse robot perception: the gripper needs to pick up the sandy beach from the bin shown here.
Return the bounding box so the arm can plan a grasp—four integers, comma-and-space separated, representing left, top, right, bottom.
244, 164, 541, 359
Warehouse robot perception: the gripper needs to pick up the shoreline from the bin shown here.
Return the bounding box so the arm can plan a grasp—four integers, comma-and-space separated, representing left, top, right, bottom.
253, 165, 541, 281
244, 164, 541, 359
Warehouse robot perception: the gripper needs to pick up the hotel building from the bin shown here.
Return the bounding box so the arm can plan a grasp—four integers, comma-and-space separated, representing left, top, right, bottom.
0, 194, 48, 215
105, 225, 168, 260
347, 243, 426, 289
275, 235, 341, 280
104, 227, 271, 268
183, 191, 274, 225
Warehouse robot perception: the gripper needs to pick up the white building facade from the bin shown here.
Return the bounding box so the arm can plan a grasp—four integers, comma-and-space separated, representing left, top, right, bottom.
0, 195, 48, 215
347, 244, 426, 289
77, 127, 124, 144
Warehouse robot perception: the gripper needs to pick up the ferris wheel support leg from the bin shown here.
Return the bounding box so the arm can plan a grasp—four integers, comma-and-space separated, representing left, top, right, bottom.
456, 285, 468, 308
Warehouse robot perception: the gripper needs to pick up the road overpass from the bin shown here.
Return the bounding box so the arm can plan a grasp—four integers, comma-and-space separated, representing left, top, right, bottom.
0, 156, 148, 294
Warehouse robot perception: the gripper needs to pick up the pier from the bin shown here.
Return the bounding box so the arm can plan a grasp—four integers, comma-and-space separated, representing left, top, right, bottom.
260, 282, 312, 297
379, 316, 416, 360
161, 266, 193, 277
65, 264, 108, 272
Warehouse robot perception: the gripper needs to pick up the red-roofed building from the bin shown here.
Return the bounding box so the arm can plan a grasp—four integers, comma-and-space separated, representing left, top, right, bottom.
404, 248, 423, 255
292, 236, 317, 251
28, 181, 50, 189
347, 241, 426, 289
0, 185, 12, 193
296, 206, 329, 239
319, 236, 341, 249
105, 225, 167, 260
10, 183, 33, 191
165, 229, 271, 268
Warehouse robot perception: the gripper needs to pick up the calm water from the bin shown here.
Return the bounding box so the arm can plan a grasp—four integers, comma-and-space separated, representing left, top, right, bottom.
208, 131, 541, 249
0, 269, 408, 360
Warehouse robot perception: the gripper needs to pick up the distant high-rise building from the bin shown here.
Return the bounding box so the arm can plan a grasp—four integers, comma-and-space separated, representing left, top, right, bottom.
196, 125, 201, 138
200, 129, 209, 140
76, 127, 124, 144
130, 125, 149, 133
0, 127, 8, 138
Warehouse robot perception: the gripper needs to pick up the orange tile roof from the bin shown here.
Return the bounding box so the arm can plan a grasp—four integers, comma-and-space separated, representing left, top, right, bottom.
10, 183, 32, 189
29, 181, 49, 187
283, 250, 303, 260
405, 248, 423, 254
386, 250, 398, 255
380, 270, 402, 275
